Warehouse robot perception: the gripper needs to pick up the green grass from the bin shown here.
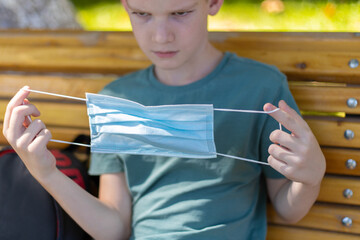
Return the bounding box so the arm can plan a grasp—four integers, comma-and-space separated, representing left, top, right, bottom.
71, 1, 360, 32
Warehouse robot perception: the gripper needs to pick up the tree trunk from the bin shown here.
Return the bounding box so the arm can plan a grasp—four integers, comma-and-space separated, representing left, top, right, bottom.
0, 0, 81, 29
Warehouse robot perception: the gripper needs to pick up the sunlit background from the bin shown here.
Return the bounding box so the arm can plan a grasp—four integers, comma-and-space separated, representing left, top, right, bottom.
70, 0, 360, 32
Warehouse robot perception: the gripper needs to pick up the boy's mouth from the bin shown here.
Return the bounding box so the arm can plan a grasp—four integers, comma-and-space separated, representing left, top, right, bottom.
152, 51, 178, 58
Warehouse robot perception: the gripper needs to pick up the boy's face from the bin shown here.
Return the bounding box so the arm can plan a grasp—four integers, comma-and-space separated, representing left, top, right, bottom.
122, 0, 222, 71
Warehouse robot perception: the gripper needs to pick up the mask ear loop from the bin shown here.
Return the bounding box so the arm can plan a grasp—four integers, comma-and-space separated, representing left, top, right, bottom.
214, 107, 282, 129
213, 108, 282, 166
25, 89, 91, 148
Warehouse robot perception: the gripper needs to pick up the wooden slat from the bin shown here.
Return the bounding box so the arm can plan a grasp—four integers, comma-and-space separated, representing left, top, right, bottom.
290, 84, 360, 114
268, 203, 360, 234
306, 117, 360, 148
1, 31, 358, 50
0, 100, 89, 128
0, 31, 137, 48
0, 46, 150, 74
227, 49, 360, 82
323, 147, 360, 176
0, 74, 114, 99
0, 31, 359, 83
318, 176, 360, 205
210, 32, 360, 52
212, 32, 360, 83
267, 225, 360, 240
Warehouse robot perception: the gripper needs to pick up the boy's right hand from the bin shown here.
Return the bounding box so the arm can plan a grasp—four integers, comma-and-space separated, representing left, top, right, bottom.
3, 86, 56, 182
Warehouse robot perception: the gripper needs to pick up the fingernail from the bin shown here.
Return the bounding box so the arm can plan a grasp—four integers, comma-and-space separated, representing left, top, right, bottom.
22, 86, 30, 91
264, 103, 276, 112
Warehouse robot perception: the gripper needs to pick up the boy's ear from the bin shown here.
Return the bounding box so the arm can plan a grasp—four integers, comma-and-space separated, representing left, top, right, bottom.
208, 0, 224, 16
121, 0, 130, 12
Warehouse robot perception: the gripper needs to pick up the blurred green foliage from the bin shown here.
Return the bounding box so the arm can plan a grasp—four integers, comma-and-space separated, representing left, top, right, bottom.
69, 0, 360, 31
71, 0, 119, 8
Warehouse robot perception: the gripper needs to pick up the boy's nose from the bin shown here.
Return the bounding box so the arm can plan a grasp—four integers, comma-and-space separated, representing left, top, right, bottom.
152, 22, 174, 44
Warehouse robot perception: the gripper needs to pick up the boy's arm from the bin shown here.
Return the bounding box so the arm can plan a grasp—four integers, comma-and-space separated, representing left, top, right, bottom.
264, 100, 326, 223
3, 87, 132, 240
41, 170, 132, 240
266, 178, 321, 223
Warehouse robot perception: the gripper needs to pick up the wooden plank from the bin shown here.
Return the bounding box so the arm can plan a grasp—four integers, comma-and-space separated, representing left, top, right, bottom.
267, 225, 360, 240
290, 84, 360, 114
306, 117, 360, 148
0, 31, 359, 82
0, 47, 356, 81
212, 33, 360, 84
318, 176, 360, 205
0, 74, 114, 99
210, 32, 360, 52
268, 203, 360, 234
232, 50, 360, 82
0, 31, 137, 48
0, 46, 150, 74
0, 100, 88, 128
1, 31, 359, 50
323, 147, 360, 176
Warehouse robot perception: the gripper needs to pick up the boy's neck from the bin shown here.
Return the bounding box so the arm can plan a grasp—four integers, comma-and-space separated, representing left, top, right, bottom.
154, 44, 223, 86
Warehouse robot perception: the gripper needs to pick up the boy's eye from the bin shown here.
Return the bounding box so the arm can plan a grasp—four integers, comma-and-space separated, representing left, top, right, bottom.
132, 12, 150, 17
172, 11, 192, 17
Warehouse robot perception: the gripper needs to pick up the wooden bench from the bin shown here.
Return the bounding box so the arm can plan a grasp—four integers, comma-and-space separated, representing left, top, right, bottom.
0, 30, 360, 239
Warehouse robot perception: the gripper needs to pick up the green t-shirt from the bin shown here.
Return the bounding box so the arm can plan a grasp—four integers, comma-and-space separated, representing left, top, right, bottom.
89, 52, 299, 239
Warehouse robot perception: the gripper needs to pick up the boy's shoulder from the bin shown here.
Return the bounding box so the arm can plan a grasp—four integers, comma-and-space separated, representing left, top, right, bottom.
100, 66, 152, 96
224, 52, 287, 87
227, 52, 285, 79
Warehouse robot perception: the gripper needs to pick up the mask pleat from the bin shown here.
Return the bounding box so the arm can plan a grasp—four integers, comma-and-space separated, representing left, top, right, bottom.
91, 132, 216, 158
90, 114, 209, 131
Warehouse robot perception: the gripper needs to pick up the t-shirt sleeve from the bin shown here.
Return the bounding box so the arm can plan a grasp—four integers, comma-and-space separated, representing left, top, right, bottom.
88, 153, 125, 176
260, 74, 301, 178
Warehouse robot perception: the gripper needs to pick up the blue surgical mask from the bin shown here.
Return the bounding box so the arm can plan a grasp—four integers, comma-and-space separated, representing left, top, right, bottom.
86, 93, 217, 159
26, 89, 280, 165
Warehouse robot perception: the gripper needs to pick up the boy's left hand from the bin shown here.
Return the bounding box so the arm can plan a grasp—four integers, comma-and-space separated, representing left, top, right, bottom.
264, 100, 326, 187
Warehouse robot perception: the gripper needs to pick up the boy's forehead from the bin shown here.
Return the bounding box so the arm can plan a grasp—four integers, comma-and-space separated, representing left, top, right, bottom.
126, 0, 203, 11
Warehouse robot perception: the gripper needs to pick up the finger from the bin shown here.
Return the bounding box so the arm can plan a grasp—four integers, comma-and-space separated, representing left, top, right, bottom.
28, 128, 52, 152
7, 104, 41, 142
18, 119, 46, 147
268, 144, 296, 163
269, 129, 299, 151
3, 86, 31, 132
22, 99, 40, 127
268, 154, 287, 171
264, 100, 308, 138
268, 155, 294, 178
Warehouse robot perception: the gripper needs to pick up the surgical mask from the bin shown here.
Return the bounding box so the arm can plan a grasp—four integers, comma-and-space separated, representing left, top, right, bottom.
26, 89, 280, 166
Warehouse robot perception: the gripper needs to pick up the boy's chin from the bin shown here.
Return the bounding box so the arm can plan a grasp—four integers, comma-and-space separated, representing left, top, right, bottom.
153, 59, 183, 71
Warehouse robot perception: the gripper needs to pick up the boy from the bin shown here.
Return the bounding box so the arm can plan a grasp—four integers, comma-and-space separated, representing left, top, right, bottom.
3, 0, 326, 239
